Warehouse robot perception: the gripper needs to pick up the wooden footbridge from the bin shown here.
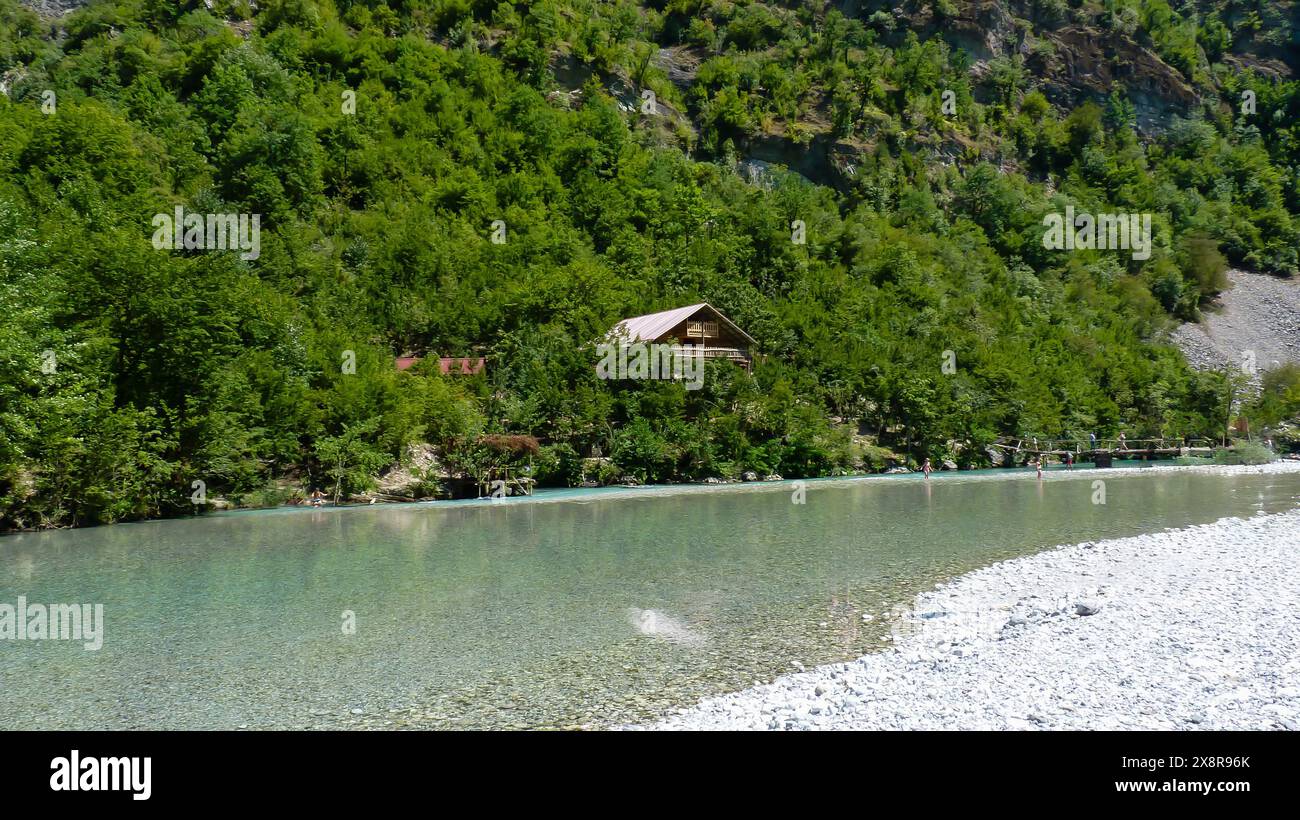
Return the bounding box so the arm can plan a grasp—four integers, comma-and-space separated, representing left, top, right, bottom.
992, 437, 1219, 466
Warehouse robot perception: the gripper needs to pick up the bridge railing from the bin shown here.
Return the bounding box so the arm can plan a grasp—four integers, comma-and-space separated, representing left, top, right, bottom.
994, 437, 1219, 453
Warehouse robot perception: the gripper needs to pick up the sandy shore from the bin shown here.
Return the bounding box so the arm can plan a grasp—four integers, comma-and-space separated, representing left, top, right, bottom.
636, 461, 1300, 730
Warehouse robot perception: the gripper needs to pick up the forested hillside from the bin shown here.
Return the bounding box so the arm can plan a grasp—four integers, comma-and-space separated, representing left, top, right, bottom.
2, 0, 1300, 529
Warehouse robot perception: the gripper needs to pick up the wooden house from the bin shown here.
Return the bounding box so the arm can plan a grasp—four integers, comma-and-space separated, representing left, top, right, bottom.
608, 303, 755, 370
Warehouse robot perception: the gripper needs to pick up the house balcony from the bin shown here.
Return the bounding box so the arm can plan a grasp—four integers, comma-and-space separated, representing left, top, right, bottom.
663, 344, 752, 370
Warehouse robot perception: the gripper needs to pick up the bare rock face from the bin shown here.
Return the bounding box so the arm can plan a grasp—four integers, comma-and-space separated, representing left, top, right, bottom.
20, 1, 89, 15
931, 0, 1020, 63
1042, 25, 1197, 132
906, 1, 1198, 133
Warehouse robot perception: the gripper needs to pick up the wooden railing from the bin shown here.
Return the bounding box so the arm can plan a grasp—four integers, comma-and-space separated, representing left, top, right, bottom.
994, 437, 1219, 455
663, 345, 751, 366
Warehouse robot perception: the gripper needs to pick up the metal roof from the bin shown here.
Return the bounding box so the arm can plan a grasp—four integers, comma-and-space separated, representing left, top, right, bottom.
610, 303, 756, 345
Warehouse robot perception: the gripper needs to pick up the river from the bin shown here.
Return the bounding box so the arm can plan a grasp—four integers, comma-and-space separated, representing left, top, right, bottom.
2, 464, 1298, 729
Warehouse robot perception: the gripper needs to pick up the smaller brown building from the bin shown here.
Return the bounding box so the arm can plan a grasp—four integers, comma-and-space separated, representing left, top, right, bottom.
395, 356, 486, 375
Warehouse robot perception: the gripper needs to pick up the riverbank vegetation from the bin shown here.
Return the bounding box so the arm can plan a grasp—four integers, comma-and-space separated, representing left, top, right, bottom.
1212, 441, 1274, 465
2, 0, 1299, 528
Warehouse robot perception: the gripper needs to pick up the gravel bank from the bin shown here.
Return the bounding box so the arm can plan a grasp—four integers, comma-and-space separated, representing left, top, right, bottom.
639, 500, 1300, 730
1172, 268, 1300, 385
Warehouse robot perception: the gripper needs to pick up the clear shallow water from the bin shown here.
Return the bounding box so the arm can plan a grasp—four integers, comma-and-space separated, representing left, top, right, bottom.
3, 465, 1299, 730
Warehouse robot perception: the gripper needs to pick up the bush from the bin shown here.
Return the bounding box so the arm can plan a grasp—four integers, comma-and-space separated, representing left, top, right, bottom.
535, 443, 582, 487
611, 418, 676, 483
233, 485, 296, 509
1180, 234, 1229, 299
1251, 363, 1300, 426
314, 419, 390, 501
1212, 441, 1273, 465
852, 440, 898, 472
580, 458, 622, 485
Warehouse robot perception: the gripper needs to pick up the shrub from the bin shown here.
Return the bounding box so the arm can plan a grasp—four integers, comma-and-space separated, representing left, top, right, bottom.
535, 443, 582, 487
233, 485, 296, 509
1212, 441, 1273, 465
1180, 234, 1229, 299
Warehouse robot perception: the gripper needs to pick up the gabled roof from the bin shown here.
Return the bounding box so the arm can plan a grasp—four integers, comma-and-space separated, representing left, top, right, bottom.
610, 303, 756, 345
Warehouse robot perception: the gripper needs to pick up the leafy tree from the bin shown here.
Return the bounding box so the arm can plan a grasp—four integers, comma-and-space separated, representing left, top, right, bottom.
314, 418, 389, 502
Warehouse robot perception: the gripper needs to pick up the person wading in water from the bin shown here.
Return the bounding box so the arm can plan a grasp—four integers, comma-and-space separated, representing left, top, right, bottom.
922, 458, 932, 480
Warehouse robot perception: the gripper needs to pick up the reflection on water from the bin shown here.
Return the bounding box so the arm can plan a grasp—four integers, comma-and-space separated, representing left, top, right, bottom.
2, 467, 1298, 729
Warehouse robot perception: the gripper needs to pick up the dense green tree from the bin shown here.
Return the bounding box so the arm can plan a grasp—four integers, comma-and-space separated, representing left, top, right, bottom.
1, 0, 1298, 530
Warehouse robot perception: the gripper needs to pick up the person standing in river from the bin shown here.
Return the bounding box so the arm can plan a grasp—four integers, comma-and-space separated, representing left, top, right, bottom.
922, 458, 932, 480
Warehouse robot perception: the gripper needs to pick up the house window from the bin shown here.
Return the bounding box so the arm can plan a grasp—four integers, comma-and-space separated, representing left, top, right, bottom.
686, 320, 718, 339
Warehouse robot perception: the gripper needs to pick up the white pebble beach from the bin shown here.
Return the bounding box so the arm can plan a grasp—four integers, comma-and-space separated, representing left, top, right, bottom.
636, 460, 1300, 730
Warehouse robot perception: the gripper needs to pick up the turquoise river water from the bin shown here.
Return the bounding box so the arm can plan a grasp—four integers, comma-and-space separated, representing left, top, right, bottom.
2, 464, 1299, 729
